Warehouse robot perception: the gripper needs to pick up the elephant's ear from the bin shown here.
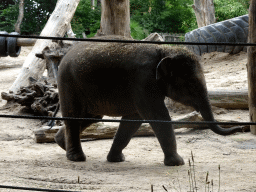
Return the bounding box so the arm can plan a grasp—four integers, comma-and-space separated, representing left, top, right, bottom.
156, 57, 173, 80
156, 55, 194, 80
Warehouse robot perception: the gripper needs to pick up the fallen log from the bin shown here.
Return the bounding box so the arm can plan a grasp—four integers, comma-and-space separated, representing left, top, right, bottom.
34, 111, 249, 143
208, 89, 248, 109
167, 89, 248, 110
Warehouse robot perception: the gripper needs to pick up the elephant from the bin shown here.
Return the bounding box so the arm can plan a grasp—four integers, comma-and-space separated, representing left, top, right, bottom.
54, 35, 242, 166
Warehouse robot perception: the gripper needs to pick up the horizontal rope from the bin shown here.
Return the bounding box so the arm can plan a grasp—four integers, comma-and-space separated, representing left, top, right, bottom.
0, 185, 80, 192
0, 33, 255, 46
0, 114, 255, 125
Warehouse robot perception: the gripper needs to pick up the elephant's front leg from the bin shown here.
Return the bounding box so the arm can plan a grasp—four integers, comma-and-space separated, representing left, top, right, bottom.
107, 113, 142, 162
136, 99, 184, 166
150, 120, 185, 166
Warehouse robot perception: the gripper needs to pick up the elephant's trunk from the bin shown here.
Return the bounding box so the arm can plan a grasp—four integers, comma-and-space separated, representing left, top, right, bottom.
198, 98, 243, 135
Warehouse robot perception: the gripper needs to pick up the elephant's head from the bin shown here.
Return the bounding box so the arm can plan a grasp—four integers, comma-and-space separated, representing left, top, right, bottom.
156, 52, 242, 135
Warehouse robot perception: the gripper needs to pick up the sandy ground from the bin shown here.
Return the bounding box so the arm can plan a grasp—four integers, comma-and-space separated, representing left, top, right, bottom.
0, 46, 255, 192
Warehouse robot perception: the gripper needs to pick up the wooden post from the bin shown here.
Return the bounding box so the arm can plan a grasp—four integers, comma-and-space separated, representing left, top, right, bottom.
247, 0, 256, 135
9, 0, 80, 93
96, 0, 131, 38
192, 0, 216, 28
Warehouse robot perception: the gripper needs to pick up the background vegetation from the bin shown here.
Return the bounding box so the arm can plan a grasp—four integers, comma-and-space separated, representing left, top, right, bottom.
0, 0, 250, 39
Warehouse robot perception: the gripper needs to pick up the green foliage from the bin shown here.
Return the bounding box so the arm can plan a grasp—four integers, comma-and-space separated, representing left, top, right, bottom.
130, 0, 196, 34
0, 0, 57, 34
235, 0, 250, 10
130, 20, 149, 40
214, 0, 249, 22
71, 0, 101, 38
0, 0, 250, 37
0, 2, 18, 32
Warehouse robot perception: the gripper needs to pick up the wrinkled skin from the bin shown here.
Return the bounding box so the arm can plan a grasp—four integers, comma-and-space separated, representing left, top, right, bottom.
55, 36, 242, 166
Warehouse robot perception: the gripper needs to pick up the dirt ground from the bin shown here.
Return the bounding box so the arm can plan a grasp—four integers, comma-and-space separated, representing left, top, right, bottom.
0, 46, 255, 192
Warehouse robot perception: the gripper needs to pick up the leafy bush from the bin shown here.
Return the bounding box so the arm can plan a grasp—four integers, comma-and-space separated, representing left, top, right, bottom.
130, 0, 196, 34
0, 3, 18, 32
71, 0, 101, 38
130, 20, 149, 40
0, 0, 57, 34
214, 0, 249, 22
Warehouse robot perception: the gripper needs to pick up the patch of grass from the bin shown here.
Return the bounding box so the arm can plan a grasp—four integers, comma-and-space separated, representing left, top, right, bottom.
151, 151, 222, 192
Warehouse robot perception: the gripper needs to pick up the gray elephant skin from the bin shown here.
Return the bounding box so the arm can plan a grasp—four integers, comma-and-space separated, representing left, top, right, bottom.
55, 36, 242, 166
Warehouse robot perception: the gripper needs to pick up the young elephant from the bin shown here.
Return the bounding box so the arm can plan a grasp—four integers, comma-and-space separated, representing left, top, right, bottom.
55, 36, 242, 166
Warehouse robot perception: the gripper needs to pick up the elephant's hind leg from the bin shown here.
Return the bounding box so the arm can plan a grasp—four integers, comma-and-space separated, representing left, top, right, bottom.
56, 81, 90, 161
65, 116, 103, 161
55, 126, 66, 150
65, 120, 86, 161
107, 113, 142, 162
55, 115, 102, 151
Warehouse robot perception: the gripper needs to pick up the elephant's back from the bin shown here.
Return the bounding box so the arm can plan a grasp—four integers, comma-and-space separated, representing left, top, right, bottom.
58, 41, 161, 95
57, 40, 161, 116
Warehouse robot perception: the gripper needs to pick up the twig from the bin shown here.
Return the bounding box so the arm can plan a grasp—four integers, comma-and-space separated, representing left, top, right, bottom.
162, 185, 168, 191
188, 170, 192, 192
188, 159, 194, 191
218, 165, 221, 192
191, 151, 197, 191
205, 172, 210, 192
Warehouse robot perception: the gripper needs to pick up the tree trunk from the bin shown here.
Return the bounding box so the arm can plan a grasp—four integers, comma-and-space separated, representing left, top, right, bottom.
247, 0, 256, 135
9, 0, 80, 93
14, 0, 25, 33
96, 0, 131, 38
192, 0, 216, 28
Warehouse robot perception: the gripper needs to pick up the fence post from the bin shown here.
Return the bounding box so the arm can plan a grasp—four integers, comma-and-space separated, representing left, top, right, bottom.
248, 0, 256, 135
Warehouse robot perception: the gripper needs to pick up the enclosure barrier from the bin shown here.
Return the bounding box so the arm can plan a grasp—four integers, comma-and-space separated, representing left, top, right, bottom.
0, 114, 256, 126
0, 33, 255, 191
0, 32, 254, 57
0, 185, 81, 192
0, 33, 255, 54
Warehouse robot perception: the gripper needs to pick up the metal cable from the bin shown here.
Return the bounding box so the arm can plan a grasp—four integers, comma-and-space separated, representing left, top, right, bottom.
0, 31, 253, 192
0, 33, 255, 46
0, 33, 254, 125
0, 185, 80, 192
0, 114, 255, 125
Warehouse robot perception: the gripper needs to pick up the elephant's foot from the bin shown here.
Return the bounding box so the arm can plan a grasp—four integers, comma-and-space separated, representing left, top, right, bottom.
54, 127, 66, 150
107, 151, 125, 162
164, 153, 185, 166
67, 150, 86, 162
